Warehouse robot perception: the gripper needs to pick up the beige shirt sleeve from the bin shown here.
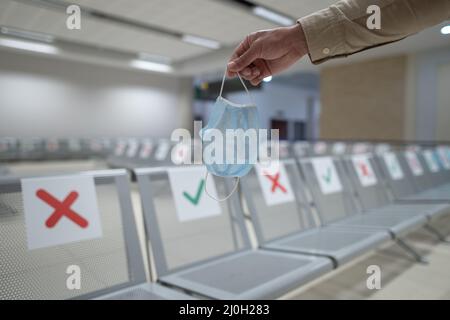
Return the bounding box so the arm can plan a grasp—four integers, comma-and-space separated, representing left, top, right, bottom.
298, 0, 450, 64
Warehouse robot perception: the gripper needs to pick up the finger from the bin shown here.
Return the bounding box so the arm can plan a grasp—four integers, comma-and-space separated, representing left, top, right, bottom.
250, 76, 264, 86
250, 70, 270, 86
241, 66, 260, 80
227, 38, 251, 77
228, 42, 261, 73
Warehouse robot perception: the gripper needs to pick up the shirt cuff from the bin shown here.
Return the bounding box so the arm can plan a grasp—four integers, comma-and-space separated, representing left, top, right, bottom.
298, 6, 348, 64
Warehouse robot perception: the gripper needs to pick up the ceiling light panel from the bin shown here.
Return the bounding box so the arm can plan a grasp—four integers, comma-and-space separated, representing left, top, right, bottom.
71, 0, 278, 45
0, 0, 208, 61
252, 0, 337, 19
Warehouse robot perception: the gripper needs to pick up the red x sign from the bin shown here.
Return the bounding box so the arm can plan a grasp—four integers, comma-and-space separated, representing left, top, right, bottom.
359, 163, 371, 176
263, 172, 287, 193
36, 189, 89, 228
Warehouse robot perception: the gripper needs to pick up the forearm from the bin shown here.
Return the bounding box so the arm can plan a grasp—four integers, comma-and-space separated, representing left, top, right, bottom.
298, 0, 450, 64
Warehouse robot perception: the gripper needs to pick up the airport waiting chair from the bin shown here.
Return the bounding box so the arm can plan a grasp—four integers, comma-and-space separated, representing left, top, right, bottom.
107, 138, 141, 170
375, 150, 450, 242
0, 169, 191, 300
0, 138, 18, 162
18, 138, 45, 161
419, 149, 449, 186
331, 142, 349, 156
299, 156, 429, 263
0, 165, 10, 176
240, 159, 390, 268
130, 139, 155, 168
135, 166, 332, 299
397, 150, 450, 201
292, 141, 311, 158
376, 150, 450, 211
311, 141, 330, 156
344, 153, 450, 221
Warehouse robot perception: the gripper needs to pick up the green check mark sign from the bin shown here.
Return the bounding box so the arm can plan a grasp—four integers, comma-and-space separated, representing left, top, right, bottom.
183, 179, 205, 205
322, 167, 332, 184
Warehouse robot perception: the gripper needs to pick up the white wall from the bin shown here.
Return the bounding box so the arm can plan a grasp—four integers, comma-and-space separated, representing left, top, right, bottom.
0, 49, 192, 138
226, 81, 320, 140
437, 62, 450, 140
413, 46, 450, 141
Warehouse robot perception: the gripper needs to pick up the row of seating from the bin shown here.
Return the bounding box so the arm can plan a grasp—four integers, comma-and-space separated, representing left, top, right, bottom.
0, 137, 112, 161
0, 144, 449, 299
106, 138, 397, 170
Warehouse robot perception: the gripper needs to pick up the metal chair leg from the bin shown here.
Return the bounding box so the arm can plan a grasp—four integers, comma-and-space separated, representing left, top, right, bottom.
395, 238, 429, 264
425, 224, 450, 244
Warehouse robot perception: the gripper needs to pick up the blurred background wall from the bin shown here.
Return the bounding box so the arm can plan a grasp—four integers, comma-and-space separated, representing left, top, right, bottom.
0, 50, 193, 138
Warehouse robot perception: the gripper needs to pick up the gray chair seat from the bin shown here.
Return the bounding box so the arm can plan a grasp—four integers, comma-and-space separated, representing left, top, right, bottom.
98, 283, 194, 300
160, 250, 332, 300
402, 187, 450, 202
264, 227, 390, 266
332, 210, 427, 237
381, 203, 450, 220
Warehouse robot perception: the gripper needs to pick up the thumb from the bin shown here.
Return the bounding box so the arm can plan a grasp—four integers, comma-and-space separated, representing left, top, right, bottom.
228, 44, 260, 73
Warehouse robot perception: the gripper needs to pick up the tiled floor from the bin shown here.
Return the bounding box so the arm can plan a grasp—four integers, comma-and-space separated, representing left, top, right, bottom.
282, 215, 450, 300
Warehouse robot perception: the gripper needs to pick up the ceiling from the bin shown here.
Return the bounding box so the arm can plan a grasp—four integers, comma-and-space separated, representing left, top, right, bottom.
0, 0, 448, 76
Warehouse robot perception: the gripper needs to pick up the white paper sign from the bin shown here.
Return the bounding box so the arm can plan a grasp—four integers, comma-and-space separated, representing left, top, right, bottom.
168, 167, 221, 222
311, 157, 343, 194
21, 175, 102, 250
405, 151, 424, 176
46, 139, 59, 152
314, 142, 327, 155
171, 143, 191, 165
154, 140, 170, 161
255, 162, 295, 206
423, 150, 439, 173
383, 152, 404, 180
114, 141, 126, 156
332, 142, 347, 155
139, 140, 153, 159
126, 140, 139, 158
279, 141, 290, 158
437, 147, 450, 170
352, 154, 378, 187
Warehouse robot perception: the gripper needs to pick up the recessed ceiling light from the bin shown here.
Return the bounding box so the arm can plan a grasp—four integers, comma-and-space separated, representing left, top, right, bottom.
441, 25, 450, 35
263, 76, 272, 83
130, 59, 172, 73
252, 6, 294, 26
0, 27, 54, 43
182, 35, 221, 49
0, 38, 59, 55
138, 52, 172, 65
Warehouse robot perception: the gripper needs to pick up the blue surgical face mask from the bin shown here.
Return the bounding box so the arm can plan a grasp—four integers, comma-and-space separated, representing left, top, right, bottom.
200, 70, 260, 201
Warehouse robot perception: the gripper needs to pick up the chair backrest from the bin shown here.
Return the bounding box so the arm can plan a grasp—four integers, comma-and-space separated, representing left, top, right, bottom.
19, 138, 45, 161
0, 165, 10, 176
152, 139, 174, 166
312, 141, 329, 156
331, 142, 349, 156
135, 166, 250, 277
0, 169, 146, 300
398, 150, 433, 192
240, 159, 316, 245
376, 151, 417, 199
419, 149, 446, 187
434, 146, 450, 181
292, 141, 311, 158
343, 153, 392, 211
0, 138, 18, 161
299, 156, 360, 225
351, 142, 372, 154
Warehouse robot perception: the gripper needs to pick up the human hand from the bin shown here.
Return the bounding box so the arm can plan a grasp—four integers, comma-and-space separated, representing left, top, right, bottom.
227, 23, 308, 85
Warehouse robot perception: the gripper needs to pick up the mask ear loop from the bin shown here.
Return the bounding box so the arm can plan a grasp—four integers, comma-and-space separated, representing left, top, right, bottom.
219, 70, 255, 106
204, 171, 240, 202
